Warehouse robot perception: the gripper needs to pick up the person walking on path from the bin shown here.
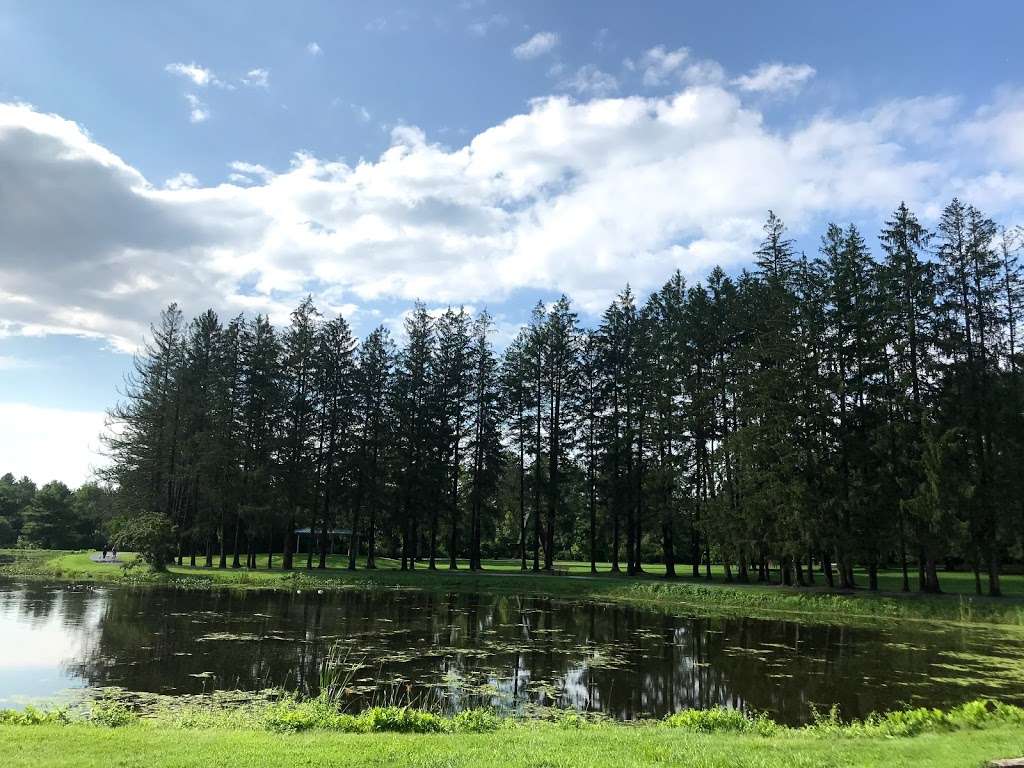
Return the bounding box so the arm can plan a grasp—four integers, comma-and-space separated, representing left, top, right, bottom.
102, 546, 108, 560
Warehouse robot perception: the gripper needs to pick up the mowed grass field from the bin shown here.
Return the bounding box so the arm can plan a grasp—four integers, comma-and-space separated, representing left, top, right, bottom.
5, 548, 1024, 627
2, 721, 1023, 768
10, 547, 1024, 596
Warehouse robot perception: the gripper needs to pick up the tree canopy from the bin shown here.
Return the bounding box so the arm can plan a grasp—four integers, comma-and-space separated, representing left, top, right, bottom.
58, 200, 1024, 596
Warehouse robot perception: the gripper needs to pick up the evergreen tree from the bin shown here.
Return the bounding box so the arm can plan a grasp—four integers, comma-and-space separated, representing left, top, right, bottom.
353, 327, 395, 570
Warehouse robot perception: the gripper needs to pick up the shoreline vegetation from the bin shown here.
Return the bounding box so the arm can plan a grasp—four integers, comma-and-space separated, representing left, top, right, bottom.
6, 553, 1024, 765
2, 696, 1023, 768
4, 549, 1024, 628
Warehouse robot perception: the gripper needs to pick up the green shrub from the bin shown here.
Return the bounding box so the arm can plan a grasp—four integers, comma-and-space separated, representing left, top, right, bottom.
663, 706, 778, 736
867, 706, 950, 737
0, 706, 71, 726
809, 698, 1024, 738
448, 708, 502, 733
261, 696, 357, 733
89, 699, 138, 728
554, 711, 589, 730
358, 706, 445, 733
112, 513, 176, 570
945, 699, 1024, 730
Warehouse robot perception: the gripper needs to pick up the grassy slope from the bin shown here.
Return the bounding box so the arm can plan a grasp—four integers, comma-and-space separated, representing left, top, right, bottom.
5, 549, 1024, 627
4, 723, 1023, 768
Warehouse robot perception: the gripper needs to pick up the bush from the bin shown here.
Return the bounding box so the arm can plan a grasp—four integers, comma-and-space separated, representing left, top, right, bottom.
809, 698, 1024, 738
359, 706, 445, 733
867, 706, 950, 737
261, 697, 357, 733
948, 699, 1024, 729
0, 706, 71, 726
112, 512, 176, 570
89, 699, 138, 728
449, 708, 502, 733
663, 706, 779, 736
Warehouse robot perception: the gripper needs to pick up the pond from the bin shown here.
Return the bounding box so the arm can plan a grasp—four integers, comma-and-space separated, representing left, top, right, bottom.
1, 578, 1022, 724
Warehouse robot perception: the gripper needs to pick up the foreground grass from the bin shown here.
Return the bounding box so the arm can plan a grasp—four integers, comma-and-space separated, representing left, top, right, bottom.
4, 698, 1024, 768
4, 549, 1024, 628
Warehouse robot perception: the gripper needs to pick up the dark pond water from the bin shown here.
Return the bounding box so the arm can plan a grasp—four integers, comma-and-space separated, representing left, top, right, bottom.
1, 578, 1022, 724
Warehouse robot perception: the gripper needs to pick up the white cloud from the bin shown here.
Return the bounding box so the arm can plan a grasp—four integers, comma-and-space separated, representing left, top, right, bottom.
306, 41, 323, 56
733, 62, 816, 94
165, 61, 221, 88
512, 31, 559, 60
184, 93, 209, 123
468, 14, 508, 36
561, 65, 619, 97
229, 160, 274, 178
633, 46, 724, 88
0, 402, 108, 486
961, 88, 1024, 170
226, 161, 274, 186
0, 82, 1022, 355
164, 172, 198, 190
241, 68, 270, 88
638, 45, 689, 87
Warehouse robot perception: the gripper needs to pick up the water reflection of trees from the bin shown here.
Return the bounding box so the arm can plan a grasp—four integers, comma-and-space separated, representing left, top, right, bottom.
1, 580, 1009, 724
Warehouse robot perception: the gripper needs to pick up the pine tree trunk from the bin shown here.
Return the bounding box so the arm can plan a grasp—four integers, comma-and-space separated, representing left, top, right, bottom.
662, 519, 675, 578
988, 548, 1002, 597
218, 507, 228, 569
231, 513, 241, 569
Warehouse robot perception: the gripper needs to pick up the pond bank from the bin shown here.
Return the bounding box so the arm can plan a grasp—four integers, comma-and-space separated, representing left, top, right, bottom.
4, 549, 1024, 628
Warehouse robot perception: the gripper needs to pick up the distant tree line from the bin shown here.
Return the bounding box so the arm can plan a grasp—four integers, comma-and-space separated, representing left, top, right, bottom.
102, 199, 1024, 595
0, 473, 117, 549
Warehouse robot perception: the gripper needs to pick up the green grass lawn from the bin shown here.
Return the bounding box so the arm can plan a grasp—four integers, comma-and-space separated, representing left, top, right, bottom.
4, 548, 1024, 627
2, 722, 1022, 768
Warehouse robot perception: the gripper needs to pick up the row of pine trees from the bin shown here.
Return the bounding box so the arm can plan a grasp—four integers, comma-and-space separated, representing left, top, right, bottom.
105, 199, 1024, 596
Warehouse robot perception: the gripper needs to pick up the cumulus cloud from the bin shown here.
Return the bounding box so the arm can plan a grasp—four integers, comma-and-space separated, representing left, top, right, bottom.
165, 61, 223, 88
630, 46, 725, 88
513, 31, 559, 60
241, 68, 270, 88
184, 93, 209, 123
637, 45, 689, 87
560, 65, 619, 97
164, 172, 198, 190
733, 62, 816, 94
0, 81, 1022, 356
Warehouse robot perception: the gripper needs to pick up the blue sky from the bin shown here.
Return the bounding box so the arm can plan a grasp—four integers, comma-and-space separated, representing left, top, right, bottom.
1, 0, 1023, 484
